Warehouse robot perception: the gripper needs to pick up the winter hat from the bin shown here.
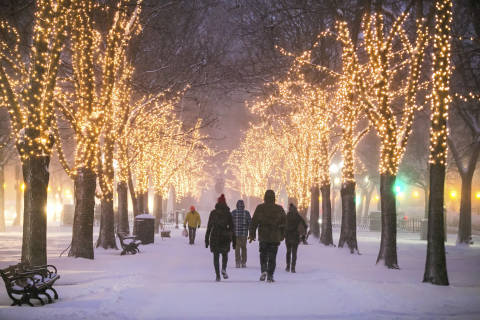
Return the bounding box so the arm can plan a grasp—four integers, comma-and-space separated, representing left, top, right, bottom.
217, 194, 226, 204
190, 206, 195, 212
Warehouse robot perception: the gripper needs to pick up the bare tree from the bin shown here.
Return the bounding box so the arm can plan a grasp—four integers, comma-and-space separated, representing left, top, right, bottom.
423, 0, 451, 286
0, 0, 71, 265
447, 0, 480, 245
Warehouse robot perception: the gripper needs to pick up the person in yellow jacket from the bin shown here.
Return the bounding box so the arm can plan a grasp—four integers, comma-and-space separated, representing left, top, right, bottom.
184, 206, 201, 245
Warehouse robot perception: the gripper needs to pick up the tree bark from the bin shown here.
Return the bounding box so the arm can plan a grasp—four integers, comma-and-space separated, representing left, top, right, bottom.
137, 192, 145, 214
153, 192, 163, 233
143, 191, 149, 213
117, 181, 129, 234
423, 185, 429, 219
320, 184, 334, 246
0, 165, 5, 232
457, 173, 473, 244
21, 156, 50, 266
376, 173, 398, 268
338, 181, 359, 253
69, 167, 96, 259
310, 185, 320, 238
96, 197, 118, 249
13, 164, 22, 226
127, 170, 139, 216
363, 184, 374, 223
96, 134, 117, 249
423, 163, 449, 285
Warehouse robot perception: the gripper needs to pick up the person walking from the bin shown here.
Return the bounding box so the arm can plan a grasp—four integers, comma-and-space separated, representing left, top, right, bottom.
249, 190, 286, 282
205, 194, 236, 281
184, 206, 201, 245
285, 203, 308, 273
231, 200, 251, 268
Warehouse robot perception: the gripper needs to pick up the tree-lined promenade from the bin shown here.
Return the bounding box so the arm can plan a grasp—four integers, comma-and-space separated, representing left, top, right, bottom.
0, 0, 477, 292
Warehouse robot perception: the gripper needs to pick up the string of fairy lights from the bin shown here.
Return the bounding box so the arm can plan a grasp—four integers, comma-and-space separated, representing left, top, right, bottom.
47, 0, 209, 203
126, 96, 210, 202
50, 0, 142, 206
429, 0, 452, 166
229, 1, 455, 211
0, 0, 70, 161
0, 0, 461, 215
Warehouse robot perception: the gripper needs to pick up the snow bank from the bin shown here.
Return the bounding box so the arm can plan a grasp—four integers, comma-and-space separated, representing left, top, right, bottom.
0, 226, 479, 320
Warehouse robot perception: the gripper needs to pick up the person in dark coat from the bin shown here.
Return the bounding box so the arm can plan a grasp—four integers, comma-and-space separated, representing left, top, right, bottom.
249, 190, 286, 282
205, 194, 236, 281
285, 203, 308, 273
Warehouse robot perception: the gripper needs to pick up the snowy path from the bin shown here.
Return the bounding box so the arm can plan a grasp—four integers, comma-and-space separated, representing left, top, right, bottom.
1, 226, 480, 320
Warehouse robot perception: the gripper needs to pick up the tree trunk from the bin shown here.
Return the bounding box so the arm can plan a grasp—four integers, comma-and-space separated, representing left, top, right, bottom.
423, 162, 449, 285
423, 185, 429, 219
127, 171, 139, 216
457, 173, 473, 244
363, 186, 374, 224
320, 184, 334, 246
137, 192, 145, 214
331, 187, 338, 223
376, 173, 399, 268
0, 165, 5, 232
153, 193, 163, 233
96, 196, 118, 249
143, 191, 149, 213
69, 167, 96, 259
338, 182, 359, 253
96, 134, 117, 249
21, 156, 50, 266
310, 185, 320, 238
13, 164, 22, 226
117, 181, 129, 234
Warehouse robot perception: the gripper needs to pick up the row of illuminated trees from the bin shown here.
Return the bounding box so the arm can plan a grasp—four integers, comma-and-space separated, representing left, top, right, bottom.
0, 0, 209, 263
228, 0, 452, 285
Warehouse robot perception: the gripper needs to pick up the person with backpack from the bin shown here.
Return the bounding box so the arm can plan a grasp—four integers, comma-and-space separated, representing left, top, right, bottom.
249, 190, 286, 282
231, 199, 251, 268
183, 206, 201, 245
285, 203, 308, 273
205, 194, 236, 281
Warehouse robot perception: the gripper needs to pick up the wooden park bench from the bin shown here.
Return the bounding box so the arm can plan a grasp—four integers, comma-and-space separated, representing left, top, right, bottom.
0, 263, 60, 306
117, 232, 141, 255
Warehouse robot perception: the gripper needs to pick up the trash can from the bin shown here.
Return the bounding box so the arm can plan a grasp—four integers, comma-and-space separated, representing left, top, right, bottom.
134, 214, 155, 244
369, 211, 381, 231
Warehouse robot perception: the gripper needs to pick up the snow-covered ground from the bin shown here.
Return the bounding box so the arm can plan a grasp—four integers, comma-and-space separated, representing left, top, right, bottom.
0, 225, 479, 320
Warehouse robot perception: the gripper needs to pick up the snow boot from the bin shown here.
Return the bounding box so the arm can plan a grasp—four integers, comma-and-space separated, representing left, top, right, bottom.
291, 266, 296, 273
216, 275, 221, 282
267, 274, 275, 283
236, 263, 240, 268
285, 264, 290, 272
221, 269, 229, 279
241, 263, 246, 268
259, 272, 267, 281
